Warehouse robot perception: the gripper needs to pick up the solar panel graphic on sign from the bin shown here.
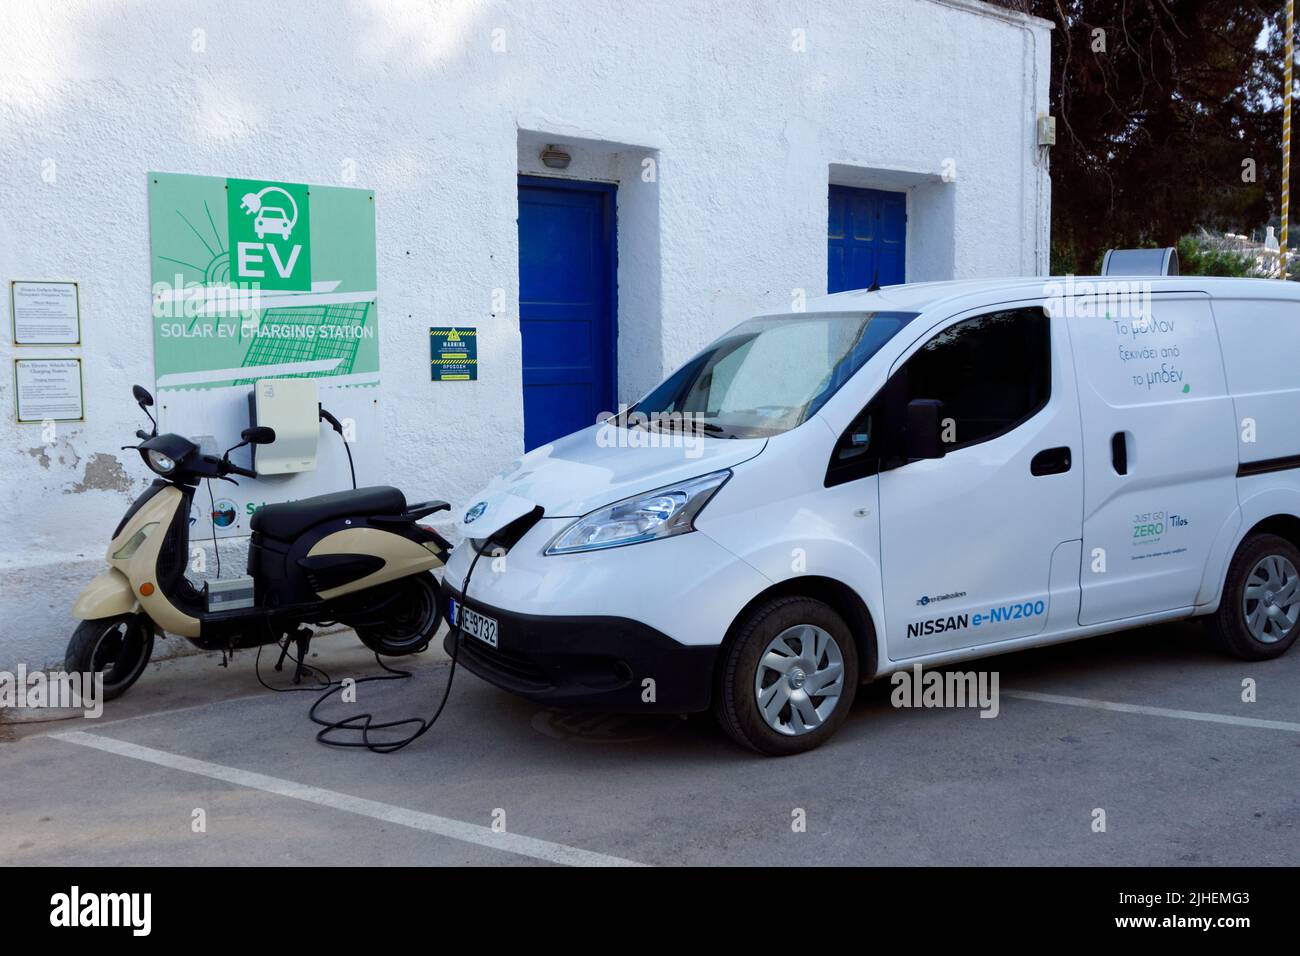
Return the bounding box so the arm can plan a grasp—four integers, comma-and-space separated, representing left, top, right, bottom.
236, 302, 372, 384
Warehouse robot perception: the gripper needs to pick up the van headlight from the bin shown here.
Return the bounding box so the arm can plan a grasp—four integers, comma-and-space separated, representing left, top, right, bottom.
544, 470, 730, 555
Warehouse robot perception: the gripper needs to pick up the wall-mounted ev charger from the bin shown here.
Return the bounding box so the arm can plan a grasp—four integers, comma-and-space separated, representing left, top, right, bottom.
247, 378, 321, 475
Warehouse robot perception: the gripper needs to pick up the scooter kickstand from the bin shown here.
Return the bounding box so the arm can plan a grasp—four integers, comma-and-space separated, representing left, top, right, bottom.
273, 635, 292, 673
291, 627, 313, 684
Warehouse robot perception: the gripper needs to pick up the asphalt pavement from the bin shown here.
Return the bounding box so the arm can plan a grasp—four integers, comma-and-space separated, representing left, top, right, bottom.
2, 620, 1297, 866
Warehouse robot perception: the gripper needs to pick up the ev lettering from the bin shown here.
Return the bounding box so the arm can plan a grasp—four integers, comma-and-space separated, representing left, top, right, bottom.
236, 241, 302, 280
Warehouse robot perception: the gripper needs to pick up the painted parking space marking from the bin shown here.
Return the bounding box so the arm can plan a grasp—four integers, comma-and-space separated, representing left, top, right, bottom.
1002, 689, 1300, 733
51, 730, 646, 867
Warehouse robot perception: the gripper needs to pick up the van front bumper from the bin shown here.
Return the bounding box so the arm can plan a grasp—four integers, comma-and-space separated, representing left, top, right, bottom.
438, 586, 718, 713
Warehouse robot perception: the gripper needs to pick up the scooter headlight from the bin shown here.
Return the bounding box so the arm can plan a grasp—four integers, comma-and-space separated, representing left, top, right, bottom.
544, 470, 730, 555
146, 450, 176, 475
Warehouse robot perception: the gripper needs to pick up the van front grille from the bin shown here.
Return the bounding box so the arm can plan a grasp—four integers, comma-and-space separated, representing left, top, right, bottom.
453, 633, 552, 691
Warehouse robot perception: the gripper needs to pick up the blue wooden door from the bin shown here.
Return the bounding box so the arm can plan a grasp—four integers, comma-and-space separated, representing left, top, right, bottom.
827, 185, 906, 292
518, 177, 617, 451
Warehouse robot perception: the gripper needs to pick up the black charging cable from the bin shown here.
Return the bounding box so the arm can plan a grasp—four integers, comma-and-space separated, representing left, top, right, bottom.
205, 479, 222, 578
306, 540, 490, 753
320, 406, 357, 490
254, 638, 334, 692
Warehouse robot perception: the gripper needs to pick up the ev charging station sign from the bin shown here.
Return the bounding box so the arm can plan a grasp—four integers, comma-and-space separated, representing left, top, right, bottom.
146, 171, 380, 538
227, 178, 312, 291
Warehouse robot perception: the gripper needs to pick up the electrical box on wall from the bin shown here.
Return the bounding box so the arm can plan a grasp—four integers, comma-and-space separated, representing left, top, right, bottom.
1037, 114, 1057, 147
248, 378, 320, 475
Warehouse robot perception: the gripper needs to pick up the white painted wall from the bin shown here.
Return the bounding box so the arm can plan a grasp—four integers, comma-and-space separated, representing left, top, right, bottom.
0, 0, 1051, 669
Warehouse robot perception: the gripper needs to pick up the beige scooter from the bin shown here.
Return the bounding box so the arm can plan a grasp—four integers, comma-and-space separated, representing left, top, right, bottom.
67, 385, 451, 699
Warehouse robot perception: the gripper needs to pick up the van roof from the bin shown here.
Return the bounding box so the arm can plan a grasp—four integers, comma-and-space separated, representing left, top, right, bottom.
804, 275, 1300, 315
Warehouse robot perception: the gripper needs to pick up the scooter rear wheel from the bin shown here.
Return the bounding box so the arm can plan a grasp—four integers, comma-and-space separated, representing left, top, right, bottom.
65, 614, 154, 700
355, 572, 442, 656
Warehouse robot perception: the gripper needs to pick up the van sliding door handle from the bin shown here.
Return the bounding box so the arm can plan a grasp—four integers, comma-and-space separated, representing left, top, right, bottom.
1111, 432, 1128, 476
1030, 446, 1072, 476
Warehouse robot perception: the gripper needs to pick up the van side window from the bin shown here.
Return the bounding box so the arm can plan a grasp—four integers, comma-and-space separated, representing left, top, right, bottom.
824, 307, 1049, 487
903, 307, 1050, 451
825, 383, 897, 486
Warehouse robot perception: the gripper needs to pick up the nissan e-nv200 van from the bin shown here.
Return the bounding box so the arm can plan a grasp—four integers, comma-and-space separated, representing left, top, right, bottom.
442, 276, 1300, 755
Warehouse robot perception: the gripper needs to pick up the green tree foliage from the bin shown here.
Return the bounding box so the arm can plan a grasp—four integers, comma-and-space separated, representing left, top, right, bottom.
988, 1, 1285, 273
1176, 233, 1262, 276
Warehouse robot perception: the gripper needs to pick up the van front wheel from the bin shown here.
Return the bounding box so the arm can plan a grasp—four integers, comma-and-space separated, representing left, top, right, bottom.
1207, 533, 1300, 660
714, 596, 858, 756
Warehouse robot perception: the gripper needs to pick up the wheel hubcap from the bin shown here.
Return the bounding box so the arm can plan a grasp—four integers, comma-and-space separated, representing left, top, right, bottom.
754, 624, 845, 736
1243, 554, 1300, 644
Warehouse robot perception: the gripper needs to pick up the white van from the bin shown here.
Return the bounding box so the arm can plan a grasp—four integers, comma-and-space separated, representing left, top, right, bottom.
442, 276, 1300, 755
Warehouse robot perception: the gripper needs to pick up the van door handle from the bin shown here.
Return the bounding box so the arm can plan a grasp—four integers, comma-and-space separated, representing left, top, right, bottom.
1111, 432, 1128, 476
1030, 446, 1072, 476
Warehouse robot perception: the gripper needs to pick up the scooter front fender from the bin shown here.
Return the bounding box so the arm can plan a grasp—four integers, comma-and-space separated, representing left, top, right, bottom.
72, 568, 140, 620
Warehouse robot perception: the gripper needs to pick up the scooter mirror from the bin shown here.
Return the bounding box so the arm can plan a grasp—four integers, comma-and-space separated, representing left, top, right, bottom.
132, 385, 154, 408
241, 426, 276, 445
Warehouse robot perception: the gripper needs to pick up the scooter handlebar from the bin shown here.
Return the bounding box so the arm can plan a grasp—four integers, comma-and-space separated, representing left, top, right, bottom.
224, 462, 257, 479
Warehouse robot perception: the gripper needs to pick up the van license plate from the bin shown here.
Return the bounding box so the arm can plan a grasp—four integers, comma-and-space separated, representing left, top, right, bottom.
451, 600, 498, 648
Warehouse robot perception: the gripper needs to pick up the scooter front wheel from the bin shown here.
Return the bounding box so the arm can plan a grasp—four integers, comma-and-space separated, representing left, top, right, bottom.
65, 614, 154, 701
354, 572, 442, 656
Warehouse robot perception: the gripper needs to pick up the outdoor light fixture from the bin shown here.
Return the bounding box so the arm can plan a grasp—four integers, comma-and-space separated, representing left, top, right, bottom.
540, 145, 572, 169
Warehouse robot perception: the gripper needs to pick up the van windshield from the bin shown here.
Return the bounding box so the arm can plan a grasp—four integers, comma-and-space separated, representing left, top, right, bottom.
626, 311, 918, 439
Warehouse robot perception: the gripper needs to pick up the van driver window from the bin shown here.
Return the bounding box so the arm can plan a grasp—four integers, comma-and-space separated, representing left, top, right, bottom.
824, 306, 1050, 487
904, 307, 1050, 450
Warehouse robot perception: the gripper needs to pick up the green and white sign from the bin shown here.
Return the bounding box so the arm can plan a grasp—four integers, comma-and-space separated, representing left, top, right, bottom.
147, 171, 382, 538
147, 171, 378, 391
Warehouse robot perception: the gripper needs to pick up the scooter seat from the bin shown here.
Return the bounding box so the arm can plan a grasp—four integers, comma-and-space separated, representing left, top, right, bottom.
250, 486, 407, 541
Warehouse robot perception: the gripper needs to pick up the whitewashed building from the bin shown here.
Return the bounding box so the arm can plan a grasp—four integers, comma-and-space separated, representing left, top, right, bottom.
0, 0, 1052, 669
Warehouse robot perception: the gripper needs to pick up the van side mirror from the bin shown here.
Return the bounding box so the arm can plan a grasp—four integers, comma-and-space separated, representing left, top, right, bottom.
904, 399, 946, 461
241, 426, 276, 445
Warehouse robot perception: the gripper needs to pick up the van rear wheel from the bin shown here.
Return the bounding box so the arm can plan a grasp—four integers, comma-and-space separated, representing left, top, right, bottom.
1207, 533, 1300, 660
714, 596, 858, 756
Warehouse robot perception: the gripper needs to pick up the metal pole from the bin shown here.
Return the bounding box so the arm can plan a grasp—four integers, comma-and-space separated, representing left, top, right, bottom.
1283, 0, 1294, 279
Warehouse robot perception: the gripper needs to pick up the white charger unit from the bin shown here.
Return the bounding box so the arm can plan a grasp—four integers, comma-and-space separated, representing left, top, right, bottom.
248, 378, 320, 475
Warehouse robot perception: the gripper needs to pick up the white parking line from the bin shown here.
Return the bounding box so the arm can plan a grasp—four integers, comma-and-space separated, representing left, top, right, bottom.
51, 730, 646, 868
1002, 690, 1300, 732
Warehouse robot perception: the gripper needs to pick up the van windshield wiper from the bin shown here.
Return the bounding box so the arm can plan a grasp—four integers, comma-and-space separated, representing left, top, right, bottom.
647, 416, 736, 439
